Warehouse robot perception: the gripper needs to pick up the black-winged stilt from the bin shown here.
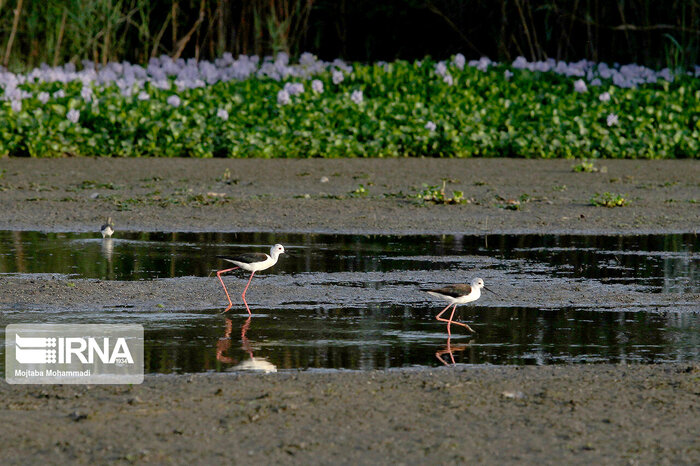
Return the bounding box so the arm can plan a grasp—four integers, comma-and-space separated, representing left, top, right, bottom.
100, 217, 114, 238
216, 244, 285, 313
425, 278, 494, 335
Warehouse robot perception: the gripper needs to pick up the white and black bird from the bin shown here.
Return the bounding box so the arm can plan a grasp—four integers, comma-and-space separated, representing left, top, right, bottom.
425, 278, 494, 335
100, 217, 114, 238
216, 244, 285, 314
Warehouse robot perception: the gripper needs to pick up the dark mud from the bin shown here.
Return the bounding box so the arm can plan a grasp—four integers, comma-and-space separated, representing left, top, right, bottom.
1, 364, 698, 464
0, 158, 699, 464
0, 158, 697, 234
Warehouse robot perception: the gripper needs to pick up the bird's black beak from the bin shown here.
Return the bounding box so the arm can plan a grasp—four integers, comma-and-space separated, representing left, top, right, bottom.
483, 286, 496, 295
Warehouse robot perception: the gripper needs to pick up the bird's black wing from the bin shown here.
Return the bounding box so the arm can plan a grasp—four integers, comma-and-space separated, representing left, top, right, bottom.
218, 252, 268, 264
426, 284, 472, 298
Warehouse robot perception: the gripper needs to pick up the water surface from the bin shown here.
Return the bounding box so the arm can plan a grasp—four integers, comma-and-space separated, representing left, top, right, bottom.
0, 231, 697, 372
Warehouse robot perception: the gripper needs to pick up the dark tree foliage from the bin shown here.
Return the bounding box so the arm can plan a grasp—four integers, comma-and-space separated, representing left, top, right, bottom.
1, 0, 698, 70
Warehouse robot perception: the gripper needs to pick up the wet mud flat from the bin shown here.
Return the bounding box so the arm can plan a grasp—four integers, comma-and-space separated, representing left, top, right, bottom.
1, 364, 698, 464
0, 158, 698, 234
0, 158, 699, 463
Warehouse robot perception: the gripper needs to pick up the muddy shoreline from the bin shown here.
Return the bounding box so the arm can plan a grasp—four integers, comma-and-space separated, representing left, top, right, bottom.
1, 158, 699, 464
1, 365, 699, 464
0, 158, 697, 234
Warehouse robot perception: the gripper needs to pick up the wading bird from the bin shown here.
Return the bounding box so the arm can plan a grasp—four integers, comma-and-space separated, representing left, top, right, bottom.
216, 244, 285, 313
100, 217, 114, 238
425, 278, 494, 335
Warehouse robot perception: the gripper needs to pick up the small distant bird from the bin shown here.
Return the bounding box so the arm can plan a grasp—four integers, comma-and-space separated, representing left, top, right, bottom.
216, 244, 285, 314
100, 217, 114, 238
425, 278, 494, 335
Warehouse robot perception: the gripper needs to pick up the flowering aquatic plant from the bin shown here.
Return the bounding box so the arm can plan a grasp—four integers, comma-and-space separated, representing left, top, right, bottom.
350, 90, 363, 105
217, 109, 229, 121
66, 109, 80, 123
0, 52, 698, 158
166, 95, 181, 107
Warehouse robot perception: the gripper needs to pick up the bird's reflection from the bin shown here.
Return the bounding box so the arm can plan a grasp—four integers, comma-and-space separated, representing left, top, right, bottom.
216, 316, 277, 373
100, 238, 114, 280
101, 237, 113, 261
435, 337, 470, 366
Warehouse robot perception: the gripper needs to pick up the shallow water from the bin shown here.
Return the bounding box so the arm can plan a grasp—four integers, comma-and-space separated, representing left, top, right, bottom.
0, 231, 698, 372
1, 231, 697, 290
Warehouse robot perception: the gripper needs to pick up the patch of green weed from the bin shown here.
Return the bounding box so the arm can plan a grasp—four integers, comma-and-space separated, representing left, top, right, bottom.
590, 192, 628, 207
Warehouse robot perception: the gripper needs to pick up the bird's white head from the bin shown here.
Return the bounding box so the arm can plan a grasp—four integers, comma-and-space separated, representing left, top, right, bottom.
270, 244, 285, 258
471, 277, 495, 295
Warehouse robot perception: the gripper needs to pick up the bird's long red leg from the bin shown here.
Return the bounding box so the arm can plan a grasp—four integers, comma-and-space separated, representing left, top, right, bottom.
216, 267, 238, 313
241, 271, 256, 315
446, 304, 458, 336
436, 303, 476, 334
437, 304, 477, 334
435, 303, 456, 336
457, 321, 476, 333
449, 311, 476, 333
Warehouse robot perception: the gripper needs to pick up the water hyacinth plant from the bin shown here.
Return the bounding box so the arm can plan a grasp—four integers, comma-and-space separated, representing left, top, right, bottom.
0, 52, 699, 158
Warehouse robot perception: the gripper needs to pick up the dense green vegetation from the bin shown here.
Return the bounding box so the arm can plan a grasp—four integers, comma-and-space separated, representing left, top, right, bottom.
1, 57, 699, 158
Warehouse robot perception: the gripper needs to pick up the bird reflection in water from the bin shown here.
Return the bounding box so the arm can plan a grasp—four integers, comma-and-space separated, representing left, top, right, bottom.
100, 237, 113, 261
435, 337, 470, 366
216, 317, 277, 373
100, 238, 114, 280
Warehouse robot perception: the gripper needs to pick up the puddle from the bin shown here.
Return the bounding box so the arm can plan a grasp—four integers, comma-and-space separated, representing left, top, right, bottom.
1, 305, 698, 373
0, 231, 697, 292
0, 231, 698, 373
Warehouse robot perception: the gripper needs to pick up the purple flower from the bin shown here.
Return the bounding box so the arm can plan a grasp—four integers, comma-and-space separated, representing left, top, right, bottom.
425, 121, 436, 132
311, 79, 324, 93
137, 91, 150, 101
284, 82, 304, 95
38, 92, 50, 104
217, 108, 229, 120
443, 74, 454, 86
67, 109, 80, 123
606, 113, 619, 127
167, 95, 181, 107
332, 70, 344, 85
351, 89, 363, 105
474, 57, 492, 72
11, 100, 22, 112
504, 70, 514, 80
574, 79, 588, 93
435, 62, 447, 77
453, 54, 466, 70
277, 89, 291, 106
81, 86, 92, 102
599, 92, 611, 102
